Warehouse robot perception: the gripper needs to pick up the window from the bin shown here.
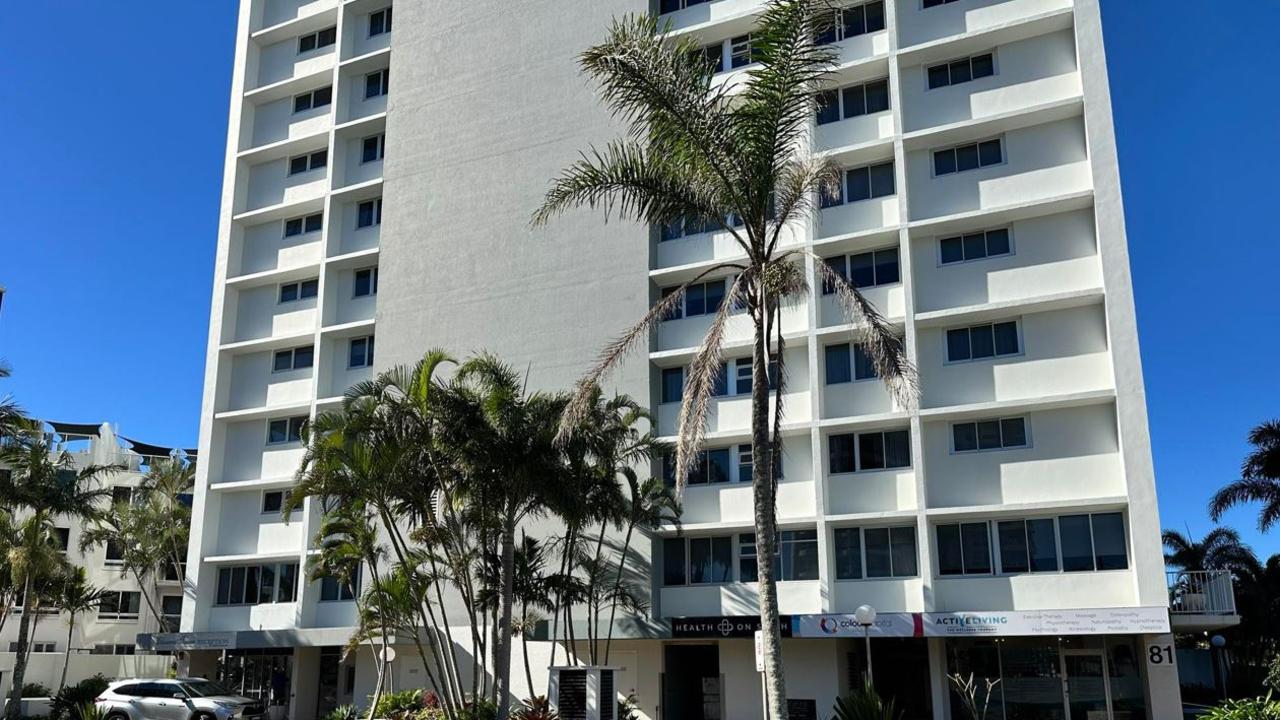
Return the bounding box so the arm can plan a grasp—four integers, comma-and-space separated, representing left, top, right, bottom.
660, 367, 684, 404
834, 526, 918, 579
272, 345, 315, 372
665, 447, 733, 486
262, 491, 284, 514
816, 1, 885, 45
663, 538, 687, 586
99, 591, 141, 620
357, 198, 383, 228
368, 7, 393, 36
659, 214, 721, 241
738, 533, 758, 582
161, 596, 183, 631
365, 69, 390, 99
934, 138, 1003, 176
14, 642, 56, 653
53, 527, 70, 552
288, 149, 328, 176
293, 86, 333, 113
297, 26, 336, 53
815, 78, 889, 126
361, 134, 386, 163
997, 519, 1058, 574
777, 530, 820, 581
689, 536, 733, 584
284, 212, 324, 237
354, 267, 379, 297
320, 568, 362, 601
937, 522, 991, 575
945, 320, 1020, 362
279, 278, 319, 303
216, 562, 300, 606
828, 430, 910, 473
1060, 513, 1129, 572
927, 53, 995, 89
952, 417, 1028, 452
660, 279, 726, 320
940, 228, 1011, 264
729, 34, 755, 69
824, 161, 895, 208
111, 486, 134, 506
824, 343, 877, 384
923, 0, 962, 7
821, 248, 899, 293
349, 336, 375, 369
105, 538, 125, 565
660, 0, 709, 12
267, 416, 307, 445
735, 443, 782, 484
692, 43, 725, 74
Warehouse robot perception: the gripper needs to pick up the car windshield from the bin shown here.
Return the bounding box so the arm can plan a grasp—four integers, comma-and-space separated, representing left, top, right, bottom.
178, 680, 235, 698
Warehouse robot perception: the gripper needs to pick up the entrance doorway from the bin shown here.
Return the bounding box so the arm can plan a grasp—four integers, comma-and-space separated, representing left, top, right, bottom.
1062, 650, 1112, 720
317, 647, 357, 719
662, 645, 722, 720
217, 649, 293, 712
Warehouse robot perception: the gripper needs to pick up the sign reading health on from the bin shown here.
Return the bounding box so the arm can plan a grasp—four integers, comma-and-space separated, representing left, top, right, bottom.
791, 607, 1169, 638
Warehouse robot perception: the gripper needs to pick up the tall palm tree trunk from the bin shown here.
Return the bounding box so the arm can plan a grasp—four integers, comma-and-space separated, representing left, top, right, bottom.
521, 601, 536, 697
4, 576, 35, 720
59, 614, 76, 691
603, 520, 636, 665
751, 310, 789, 720
494, 510, 517, 719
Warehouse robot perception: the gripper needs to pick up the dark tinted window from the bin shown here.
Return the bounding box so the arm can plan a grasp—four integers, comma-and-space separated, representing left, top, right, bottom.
829, 434, 857, 473
661, 368, 683, 404
834, 528, 863, 580
663, 538, 685, 586
1092, 513, 1128, 570
1059, 514, 1095, 572
825, 344, 852, 384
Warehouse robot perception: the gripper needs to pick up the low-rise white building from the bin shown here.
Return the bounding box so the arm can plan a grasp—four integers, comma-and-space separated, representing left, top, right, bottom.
0, 423, 189, 699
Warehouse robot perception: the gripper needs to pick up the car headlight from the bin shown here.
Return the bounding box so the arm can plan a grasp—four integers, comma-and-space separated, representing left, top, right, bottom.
214, 702, 242, 714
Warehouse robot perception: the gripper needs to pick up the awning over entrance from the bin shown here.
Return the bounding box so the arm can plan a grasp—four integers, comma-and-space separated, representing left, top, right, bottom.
137, 627, 357, 652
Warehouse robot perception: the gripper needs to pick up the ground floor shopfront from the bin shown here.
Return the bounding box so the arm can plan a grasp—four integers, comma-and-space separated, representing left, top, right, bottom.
152, 608, 1182, 720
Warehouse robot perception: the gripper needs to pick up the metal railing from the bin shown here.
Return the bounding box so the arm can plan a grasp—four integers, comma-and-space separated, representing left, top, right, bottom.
1168, 569, 1237, 615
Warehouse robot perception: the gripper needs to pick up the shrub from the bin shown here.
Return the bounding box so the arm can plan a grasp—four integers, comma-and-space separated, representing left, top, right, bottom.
321, 705, 357, 720
511, 697, 559, 720
21, 683, 52, 699
832, 684, 900, 720
374, 690, 423, 720
50, 676, 111, 720
1201, 696, 1280, 720
617, 694, 640, 720
457, 699, 497, 720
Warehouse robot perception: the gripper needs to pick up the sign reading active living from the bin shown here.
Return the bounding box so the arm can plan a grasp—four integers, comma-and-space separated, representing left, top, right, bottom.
790, 607, 1170, 638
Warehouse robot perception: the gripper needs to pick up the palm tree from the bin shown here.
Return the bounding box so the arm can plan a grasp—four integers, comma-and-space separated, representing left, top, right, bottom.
1162, 527, 1259, 575
137, 457, 195, 585
1, 431, 114, 720
78, 493, 167, 624
604, 473, 680, 664
1209, 420, 1280, 531
533, 3, 916, 715
54, 568, 109, 691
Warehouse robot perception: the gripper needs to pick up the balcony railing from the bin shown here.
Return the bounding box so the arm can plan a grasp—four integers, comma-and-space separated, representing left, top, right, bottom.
1168, 569, 1237, 616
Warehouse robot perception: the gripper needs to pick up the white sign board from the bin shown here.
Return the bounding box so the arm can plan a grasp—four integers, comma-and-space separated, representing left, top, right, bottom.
791, 607, 1169, 638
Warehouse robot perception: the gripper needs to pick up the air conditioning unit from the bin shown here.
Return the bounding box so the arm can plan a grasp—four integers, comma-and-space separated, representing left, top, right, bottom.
547, 666, 622, 720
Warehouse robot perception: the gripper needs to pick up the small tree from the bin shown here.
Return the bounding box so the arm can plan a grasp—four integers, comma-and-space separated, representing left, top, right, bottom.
54, 568, 109, 691
947, 673, 1000, 720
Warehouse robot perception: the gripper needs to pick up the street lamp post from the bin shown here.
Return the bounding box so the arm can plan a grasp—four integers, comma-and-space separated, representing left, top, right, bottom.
854, 604, 877, 688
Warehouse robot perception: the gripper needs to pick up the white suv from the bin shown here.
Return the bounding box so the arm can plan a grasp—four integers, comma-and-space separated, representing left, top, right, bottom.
96, 678, 266, 720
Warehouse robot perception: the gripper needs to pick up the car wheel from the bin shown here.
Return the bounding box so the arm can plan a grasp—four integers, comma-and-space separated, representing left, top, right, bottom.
192, 713, 216, 720
104, 713, 129, 720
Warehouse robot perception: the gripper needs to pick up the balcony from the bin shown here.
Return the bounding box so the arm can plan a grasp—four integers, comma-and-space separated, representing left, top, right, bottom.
1168, 570, 1240, 632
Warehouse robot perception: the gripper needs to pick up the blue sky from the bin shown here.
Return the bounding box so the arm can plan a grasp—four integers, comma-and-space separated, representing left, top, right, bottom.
0, 3, 1276, 556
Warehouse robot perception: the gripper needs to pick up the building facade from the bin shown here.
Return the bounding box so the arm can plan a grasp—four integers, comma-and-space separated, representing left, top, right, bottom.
181, 0, 1234, 718
0, 423, 185, 699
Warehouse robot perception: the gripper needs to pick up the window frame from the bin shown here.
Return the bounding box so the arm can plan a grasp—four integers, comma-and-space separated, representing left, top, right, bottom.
931, 136, 1006, 178
98, 590, 142, 621
950, 416, 1031, 454
828, 429, 912, 474
925, 50, 998, 90
820, 246, 901, 294
936, 227, 1014, 266
292, 86, 333, 114
283, 212, 324, 238
943, 319, 1023, 364
266, 416, 307, 445
262, 490, 284, 515
823, 342, 879, 385
368, 7, 393, 37
215, 562, 301, 606
935, 521, 993, 576
297, 26, 337, 55
353, 267, 379, 298
278, 278, 319, 304
271, 345, 315, 374
356, 198, 383, 228
360, 133, 386, 164
287, 149, 328, 176
348, 335, 376, 369
364, 69, 390, 100
815, 1, 887, 46
833, 525, 919, 580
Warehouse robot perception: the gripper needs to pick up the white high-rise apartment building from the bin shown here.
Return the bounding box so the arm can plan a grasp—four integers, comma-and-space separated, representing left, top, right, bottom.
180, 1, 1236, 718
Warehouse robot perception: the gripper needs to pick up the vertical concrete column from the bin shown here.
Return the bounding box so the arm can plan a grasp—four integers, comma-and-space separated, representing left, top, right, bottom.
927, 638, 951, 720
1139, 633, 1180, 720
292, 647, 321, 720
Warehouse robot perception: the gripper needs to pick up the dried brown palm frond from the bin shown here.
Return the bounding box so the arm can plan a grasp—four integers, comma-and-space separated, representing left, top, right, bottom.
810, 250, 918, 408
768, 156, 843, 255
673, 273, 750, 493
556, 262, 746, 444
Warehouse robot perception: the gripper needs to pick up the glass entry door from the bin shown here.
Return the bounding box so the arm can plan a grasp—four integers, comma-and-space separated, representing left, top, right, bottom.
1061, 651, 1112, 720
